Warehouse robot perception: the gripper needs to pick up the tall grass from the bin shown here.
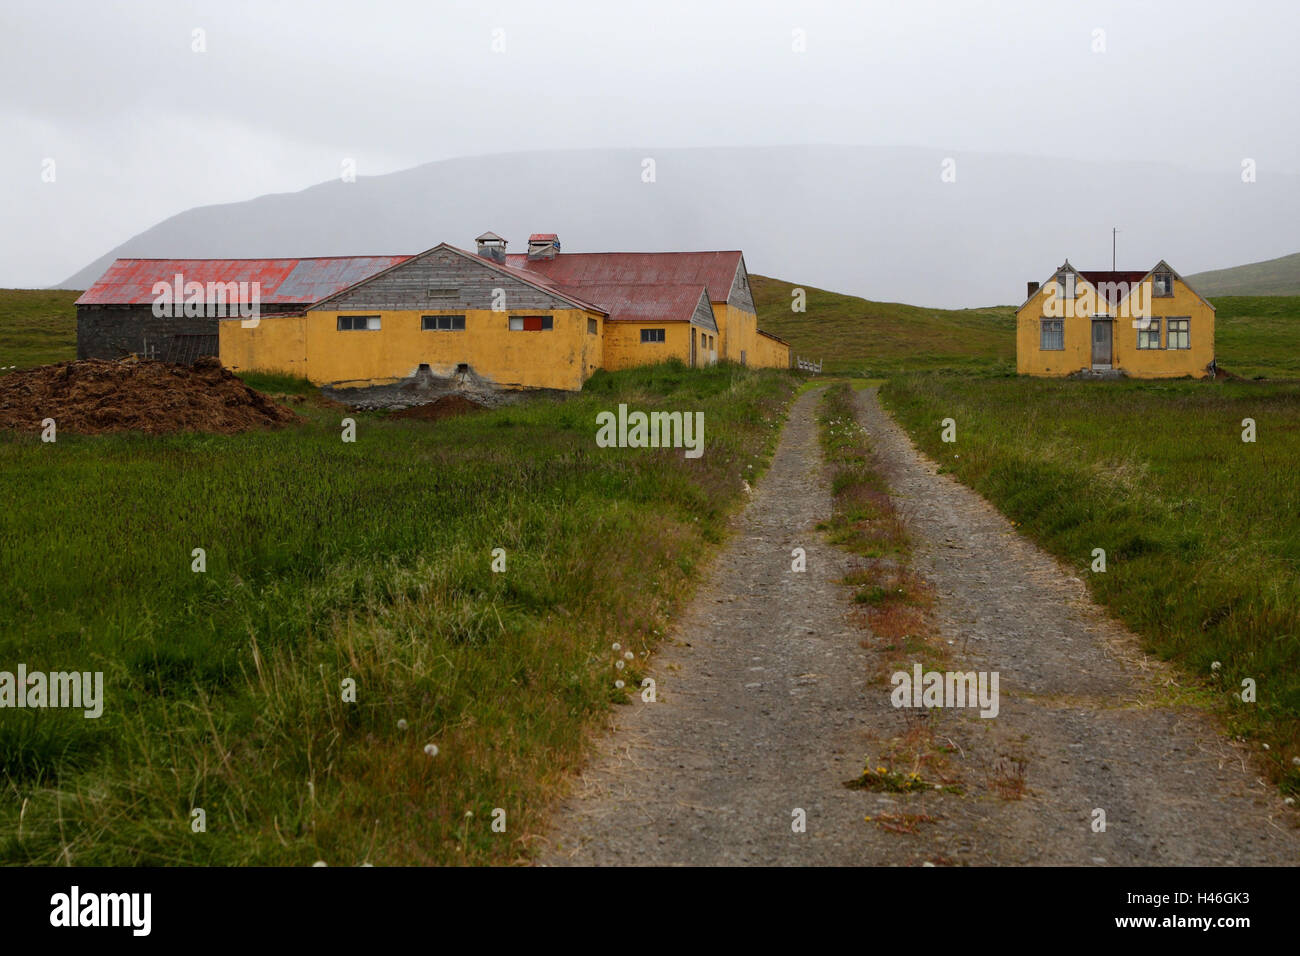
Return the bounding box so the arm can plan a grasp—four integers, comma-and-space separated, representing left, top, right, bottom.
0, 360, 796, 864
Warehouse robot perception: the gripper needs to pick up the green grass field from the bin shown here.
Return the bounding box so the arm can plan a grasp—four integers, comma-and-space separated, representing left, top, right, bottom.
752, 275, 1015, 375
0, 289, 79, 369
0, 357, 797, 864
1208, 296, 1300, 379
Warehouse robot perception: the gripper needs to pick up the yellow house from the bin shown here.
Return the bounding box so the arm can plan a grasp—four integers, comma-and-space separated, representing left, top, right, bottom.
1016, 260, 1215, 379
212, 233, 790, 392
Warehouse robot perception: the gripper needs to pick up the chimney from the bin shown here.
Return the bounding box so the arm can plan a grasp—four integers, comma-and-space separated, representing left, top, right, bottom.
526, 233, 560, 260
1027, 280, 1040, 299
475, 231, 507, 264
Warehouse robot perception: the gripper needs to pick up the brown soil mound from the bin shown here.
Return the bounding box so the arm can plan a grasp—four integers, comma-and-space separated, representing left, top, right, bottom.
388, 394, 487, 422
0, 356, 300, 435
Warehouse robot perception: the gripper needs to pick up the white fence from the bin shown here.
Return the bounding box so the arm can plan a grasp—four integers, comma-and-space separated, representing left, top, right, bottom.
795, 357, 823, 373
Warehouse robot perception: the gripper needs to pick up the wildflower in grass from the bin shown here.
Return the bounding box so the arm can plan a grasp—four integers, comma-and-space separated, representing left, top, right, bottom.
615, 680, 625, 689
612, 643, 621, 652
424, 743, 439, 757
615, 660, 624, 670
1292, 757, 1300, 766
397, 719, 408, 731
313, 861, 327, 867
1212, 661, 1221, 671
624, 651, 634, 661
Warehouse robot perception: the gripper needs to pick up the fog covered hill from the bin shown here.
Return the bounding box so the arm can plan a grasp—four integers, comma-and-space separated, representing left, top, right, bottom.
62, 146, 1300, 309
1188, 250, 1300, 296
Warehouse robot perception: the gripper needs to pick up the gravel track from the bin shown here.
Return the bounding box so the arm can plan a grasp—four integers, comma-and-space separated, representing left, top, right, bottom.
537, 386, 1298, 866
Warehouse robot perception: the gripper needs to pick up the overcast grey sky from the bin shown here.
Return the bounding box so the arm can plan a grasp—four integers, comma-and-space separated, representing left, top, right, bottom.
3, 0, 1297, 287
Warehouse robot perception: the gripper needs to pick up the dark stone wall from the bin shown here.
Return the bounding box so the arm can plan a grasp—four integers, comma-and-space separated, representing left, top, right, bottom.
76, 304, 300, 360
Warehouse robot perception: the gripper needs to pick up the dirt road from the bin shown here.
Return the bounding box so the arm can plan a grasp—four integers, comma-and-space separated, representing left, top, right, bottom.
538, 386, 1298, 865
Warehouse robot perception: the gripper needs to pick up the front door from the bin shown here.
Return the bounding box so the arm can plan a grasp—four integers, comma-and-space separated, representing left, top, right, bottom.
1091, 320, 1112, 367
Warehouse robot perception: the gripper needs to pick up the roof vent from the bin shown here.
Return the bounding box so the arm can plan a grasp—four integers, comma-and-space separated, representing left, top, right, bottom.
527, 233, 560, 260
475, 231, 507, 264
1027, 280, 1040, 299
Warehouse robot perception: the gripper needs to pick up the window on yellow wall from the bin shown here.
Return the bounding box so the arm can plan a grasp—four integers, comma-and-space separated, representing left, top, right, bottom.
588, 318, 598, 334
1167, 317, 1190, 349
640, 328, 665, 343
1154, 273, 1174, 297
509, 316, 553, 331
338, 315, 380, 331
1040, 318, 1064, 350
422, 315, 465, 331
1136, 316, 1161, 349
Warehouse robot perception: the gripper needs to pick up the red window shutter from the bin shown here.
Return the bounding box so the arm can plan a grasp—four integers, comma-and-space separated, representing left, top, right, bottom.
523, 316, 544, 331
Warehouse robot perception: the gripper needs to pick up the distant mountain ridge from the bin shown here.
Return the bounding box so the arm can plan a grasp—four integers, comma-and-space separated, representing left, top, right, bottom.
1187, 252, 1300, 296
60, 146, 1300, 309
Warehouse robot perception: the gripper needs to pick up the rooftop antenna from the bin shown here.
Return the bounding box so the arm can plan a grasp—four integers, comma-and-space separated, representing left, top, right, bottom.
1112, 226, 1119, 270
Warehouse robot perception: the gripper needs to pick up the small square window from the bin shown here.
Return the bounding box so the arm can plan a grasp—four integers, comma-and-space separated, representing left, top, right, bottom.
640, 328, 666, 343
508, 316, 524, 331
1154, 273, 1174, 297
588, 318, 598, 334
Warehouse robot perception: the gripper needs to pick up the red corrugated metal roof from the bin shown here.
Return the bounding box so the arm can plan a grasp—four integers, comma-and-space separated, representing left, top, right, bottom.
75, 256, 412, 306
528, 233, 558, 242
553, 283, 709, 323
444, 246, 605, 314
508, 251, 742, 304
74, 247, 750, 329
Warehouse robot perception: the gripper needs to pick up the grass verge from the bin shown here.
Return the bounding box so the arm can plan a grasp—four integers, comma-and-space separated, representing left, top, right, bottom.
0, 360, 796, 864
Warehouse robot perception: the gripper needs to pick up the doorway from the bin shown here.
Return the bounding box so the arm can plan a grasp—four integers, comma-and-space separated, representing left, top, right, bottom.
1091, 319, 1113, 368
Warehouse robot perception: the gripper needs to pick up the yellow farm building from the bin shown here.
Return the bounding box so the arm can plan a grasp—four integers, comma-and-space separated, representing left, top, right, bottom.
77, 233, 790, 391
1016, 259, 1215, 379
